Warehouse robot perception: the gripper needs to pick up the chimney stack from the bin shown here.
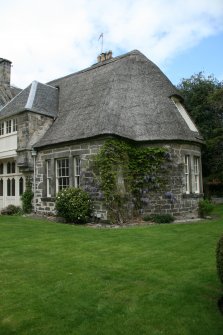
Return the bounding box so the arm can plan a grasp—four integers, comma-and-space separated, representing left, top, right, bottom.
0, 58, 12, 86
97, 50, 113, 63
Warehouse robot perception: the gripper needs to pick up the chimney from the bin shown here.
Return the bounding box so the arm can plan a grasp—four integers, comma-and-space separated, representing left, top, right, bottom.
0, 58, 12, 86
97, 51, 113, 63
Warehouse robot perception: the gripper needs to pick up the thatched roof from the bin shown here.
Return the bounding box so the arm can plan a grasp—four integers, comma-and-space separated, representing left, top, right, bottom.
1, 50, 202, 146
34, 50, 202, 148
0, 81, 58, 120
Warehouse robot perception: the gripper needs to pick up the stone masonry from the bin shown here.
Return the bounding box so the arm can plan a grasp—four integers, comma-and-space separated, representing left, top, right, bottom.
34, 138, 202, 221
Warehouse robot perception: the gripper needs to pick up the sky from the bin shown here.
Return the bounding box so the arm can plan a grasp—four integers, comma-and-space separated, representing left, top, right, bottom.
1, 0, 223, 89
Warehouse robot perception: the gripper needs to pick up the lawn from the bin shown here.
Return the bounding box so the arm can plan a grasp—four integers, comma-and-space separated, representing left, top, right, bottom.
1, 208, 223, 335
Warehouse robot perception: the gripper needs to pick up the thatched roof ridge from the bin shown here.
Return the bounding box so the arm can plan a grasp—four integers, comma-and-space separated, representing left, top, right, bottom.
0, 81, 58, 120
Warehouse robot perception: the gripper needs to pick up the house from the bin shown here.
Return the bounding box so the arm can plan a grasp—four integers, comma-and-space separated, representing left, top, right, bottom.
0, 50, 203, 219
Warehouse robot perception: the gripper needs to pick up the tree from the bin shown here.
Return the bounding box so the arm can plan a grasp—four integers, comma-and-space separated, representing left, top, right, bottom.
178, 73, 223, 196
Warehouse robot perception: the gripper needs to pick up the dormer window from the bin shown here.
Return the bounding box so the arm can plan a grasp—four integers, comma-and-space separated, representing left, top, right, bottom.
171, 97, 198, 132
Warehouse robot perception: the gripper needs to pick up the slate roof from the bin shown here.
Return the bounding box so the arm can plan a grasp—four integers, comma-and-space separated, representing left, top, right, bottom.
34, 50, 202, 148
0, 84, 21, 110
0, 81, 58, 120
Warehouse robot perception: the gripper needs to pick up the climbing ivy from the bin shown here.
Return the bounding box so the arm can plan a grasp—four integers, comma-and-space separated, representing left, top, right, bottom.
94, 139, 169, 223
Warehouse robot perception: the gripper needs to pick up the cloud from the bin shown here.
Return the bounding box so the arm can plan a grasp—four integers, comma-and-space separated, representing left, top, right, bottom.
0, 0, 223, 87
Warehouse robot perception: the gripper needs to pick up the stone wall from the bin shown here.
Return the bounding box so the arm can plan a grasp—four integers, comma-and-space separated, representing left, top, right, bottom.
17, 112, 54, 172
139, 142, 203, 219
34, 139, 106, 218
34, 138, 203, 221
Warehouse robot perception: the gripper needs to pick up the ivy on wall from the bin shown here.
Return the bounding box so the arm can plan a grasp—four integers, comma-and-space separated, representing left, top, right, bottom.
94, 139, 169, 223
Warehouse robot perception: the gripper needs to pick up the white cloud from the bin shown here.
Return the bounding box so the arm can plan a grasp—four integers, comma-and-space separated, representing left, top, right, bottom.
0, 0, 223, 87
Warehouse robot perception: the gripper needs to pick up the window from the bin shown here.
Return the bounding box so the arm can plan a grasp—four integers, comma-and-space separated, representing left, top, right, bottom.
7, 178, 11, 196
184, 155, 190, 194
0, 118, 18, 136
7, 162, 11, 174
194, 157, 200, 193
0, 163, 3, 175
6, 120, 12, 134
7, 178, 16, 196
12, 178, 15, 196
0, 178, 3, 196
12, 162, 16, 173
13, 118, 17, 132
0, 122, 4, 136
46, 160, 52, 197
74, 157, 80, 188
19, 177, 24, 195
56, 158, 69, 192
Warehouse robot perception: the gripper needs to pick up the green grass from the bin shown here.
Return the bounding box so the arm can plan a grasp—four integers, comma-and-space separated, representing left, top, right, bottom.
1, 208, 223, 335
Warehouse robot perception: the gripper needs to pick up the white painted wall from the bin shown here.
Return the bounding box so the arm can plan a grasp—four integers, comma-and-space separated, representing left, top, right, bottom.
0, 133, 17, 159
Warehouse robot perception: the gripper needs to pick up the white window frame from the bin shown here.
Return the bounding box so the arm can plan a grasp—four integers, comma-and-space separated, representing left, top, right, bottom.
194, 156, 200, 193
13, 118, 17, 132
46, 160, 52, 197
74, 157, 80, 188
6, 120, 12, 134
185, 155, 190, 194
0, 122, 4, 136
56, 158, 69, 192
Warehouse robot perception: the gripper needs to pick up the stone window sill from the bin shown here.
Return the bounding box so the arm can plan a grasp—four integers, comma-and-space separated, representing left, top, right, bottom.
182, 193, 203, 199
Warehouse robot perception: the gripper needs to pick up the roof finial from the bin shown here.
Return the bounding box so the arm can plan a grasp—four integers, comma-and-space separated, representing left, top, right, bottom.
98, 33, 104, 54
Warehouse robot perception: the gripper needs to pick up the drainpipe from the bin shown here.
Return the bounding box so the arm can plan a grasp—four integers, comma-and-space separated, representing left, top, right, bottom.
31, 148, 37, 213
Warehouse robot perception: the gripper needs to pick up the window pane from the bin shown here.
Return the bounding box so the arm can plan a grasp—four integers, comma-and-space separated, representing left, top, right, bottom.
74, 157, 80, 188
56, 158, 69, 192
19, 177, 24, 195
6, 120, 12, 134
194, 157, 200, 193
46, 160, 52, 197
12, 178, 15, 196
7, 162, 11, 174
184, 155, 190, 193
13, 119, 17, 132
7, 179, 11, 196
0, 163, 3, 174
0, 122, 4, 136
12, 162, 16, 173
0, 179, 3, 196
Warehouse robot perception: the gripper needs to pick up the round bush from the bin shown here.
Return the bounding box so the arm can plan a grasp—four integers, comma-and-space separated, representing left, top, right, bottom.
216, 234, 223, 285
1, 205, 22, 215
55, 187, 92, 223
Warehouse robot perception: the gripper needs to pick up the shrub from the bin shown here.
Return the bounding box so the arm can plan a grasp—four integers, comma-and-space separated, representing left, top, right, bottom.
55, 187, 92, 224
1, 205, 22, 216
143, 215, 153, 222
198, 199, 214, 218
21, 188, 33, 213
143, 213, 174, 224
216, 234, 223, 285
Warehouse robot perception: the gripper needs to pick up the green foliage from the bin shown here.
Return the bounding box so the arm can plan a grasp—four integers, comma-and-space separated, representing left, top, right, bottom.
198, 199, 214, 218
143, 213, 174, 224
1, 204, 22, 216
21, 182, 33, 213
94, 139, 168, 223
178, 72, 223, 189
216, 234, 223, 285
55, 187, 92, 223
